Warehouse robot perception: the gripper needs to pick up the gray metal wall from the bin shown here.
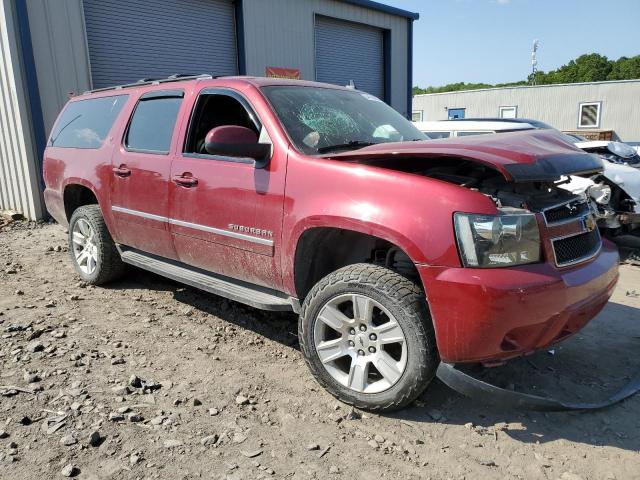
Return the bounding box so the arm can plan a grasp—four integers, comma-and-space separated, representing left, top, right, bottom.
242, 0, 410, 115
4, 0, 413, 219
412, 80, 640, 142
0, 0, 43, 219
27, 0, 412, 132
314, 15, 384, 99
26, 0, 91, 136
83, 0, 238, 89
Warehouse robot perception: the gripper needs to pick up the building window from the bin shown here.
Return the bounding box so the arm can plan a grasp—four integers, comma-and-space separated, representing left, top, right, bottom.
499, 106, 517, 119
411, 110, 423, 122
448, 108, 465, 119
578, 102, 601, 128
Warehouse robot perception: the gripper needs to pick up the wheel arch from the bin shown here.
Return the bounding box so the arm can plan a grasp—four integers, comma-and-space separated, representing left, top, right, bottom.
288, 219, 423, 302
63, 181, 99, 221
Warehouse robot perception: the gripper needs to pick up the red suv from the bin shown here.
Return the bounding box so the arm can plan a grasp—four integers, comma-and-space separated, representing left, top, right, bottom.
43, 75, 619, 411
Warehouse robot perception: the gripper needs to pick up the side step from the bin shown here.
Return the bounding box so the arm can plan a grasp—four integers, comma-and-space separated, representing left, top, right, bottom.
118, 247, 298, 312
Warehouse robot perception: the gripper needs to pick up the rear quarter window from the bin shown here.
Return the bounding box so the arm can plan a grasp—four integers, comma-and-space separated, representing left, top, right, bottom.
49, 95, 128, 149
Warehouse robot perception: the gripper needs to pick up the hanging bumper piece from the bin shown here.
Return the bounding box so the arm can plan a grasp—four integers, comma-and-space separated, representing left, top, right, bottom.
436, 362, 640, 412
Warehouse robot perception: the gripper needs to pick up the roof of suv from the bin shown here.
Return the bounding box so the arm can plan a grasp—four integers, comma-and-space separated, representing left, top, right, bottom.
79, 74, 354, 98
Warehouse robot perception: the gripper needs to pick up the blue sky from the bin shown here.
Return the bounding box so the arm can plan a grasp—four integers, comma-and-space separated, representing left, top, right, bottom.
387, 0, 640, 87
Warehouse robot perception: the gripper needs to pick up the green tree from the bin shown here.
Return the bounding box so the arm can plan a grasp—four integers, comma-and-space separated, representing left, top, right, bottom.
608, 56, 640, 80
414, 53, 639, 94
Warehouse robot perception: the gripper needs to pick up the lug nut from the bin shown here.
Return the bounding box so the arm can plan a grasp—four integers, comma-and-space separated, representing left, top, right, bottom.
369, 333, 377, 341
348, 340, 355, 347
349, 328, 356, 335
368, 346, 376, 353
357, 349, 365, 356
359, 324, 367, 332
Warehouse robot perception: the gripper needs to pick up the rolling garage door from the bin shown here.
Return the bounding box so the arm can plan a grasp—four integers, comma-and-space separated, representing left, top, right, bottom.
314, 16, 384, 100
83, 0, 238, 89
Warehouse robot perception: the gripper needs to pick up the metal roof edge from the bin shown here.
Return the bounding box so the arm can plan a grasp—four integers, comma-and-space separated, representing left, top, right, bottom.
339, 0, 419, 20
413, 78, 640, 97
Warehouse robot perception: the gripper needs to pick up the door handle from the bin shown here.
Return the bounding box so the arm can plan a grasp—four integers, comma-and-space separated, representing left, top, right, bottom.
172, 175, 198, 187
112, 165, 131, 177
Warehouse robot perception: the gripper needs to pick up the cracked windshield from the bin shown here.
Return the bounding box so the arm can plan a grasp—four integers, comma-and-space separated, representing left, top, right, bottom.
262, 85, 427, 154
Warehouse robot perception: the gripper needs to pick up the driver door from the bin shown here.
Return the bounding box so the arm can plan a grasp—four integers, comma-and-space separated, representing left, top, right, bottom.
168, 88, 286, 290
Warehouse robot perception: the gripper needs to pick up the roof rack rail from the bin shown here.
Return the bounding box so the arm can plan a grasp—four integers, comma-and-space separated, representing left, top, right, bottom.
83, 73, 213, 95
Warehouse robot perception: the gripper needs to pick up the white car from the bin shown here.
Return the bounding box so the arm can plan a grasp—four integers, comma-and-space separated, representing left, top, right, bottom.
414, 119, 640, 245
413, 119, 534, 138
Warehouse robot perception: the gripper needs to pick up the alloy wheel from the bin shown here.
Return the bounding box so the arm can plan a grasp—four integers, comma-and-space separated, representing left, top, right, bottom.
71, 218, 98, 275
313, 293, 408, 394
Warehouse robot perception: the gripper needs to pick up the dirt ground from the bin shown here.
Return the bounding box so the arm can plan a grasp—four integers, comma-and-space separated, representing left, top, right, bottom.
0, 220, 639, 480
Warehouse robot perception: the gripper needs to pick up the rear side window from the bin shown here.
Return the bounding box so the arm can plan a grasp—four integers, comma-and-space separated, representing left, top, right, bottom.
125, 92, 183, 154
49, 95, 128, 148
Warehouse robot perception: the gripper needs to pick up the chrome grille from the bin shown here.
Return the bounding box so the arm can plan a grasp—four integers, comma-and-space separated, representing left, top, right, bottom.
543, 199, 591, 225
552, 228, 601, 267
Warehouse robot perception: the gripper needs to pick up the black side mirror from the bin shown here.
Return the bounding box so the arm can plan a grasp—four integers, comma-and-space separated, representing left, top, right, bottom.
204, 126, 271, 168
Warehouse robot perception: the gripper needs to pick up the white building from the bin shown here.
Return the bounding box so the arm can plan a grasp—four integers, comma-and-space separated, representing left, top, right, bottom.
412, 79, 640, 144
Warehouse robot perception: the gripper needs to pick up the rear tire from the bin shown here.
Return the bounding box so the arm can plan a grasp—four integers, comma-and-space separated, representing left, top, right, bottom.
299, 263, 438, 411
68, 205, 125, 285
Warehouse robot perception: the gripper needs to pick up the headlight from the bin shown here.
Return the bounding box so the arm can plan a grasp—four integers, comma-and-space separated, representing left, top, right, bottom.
587, 183, 611, 205
454, 210, 541, 267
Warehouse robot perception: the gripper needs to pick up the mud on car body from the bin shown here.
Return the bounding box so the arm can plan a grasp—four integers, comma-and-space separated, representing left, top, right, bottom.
44, 75, 620, 411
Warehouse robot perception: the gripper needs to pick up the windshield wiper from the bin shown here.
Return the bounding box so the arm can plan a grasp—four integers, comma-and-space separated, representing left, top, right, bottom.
317, 141, 377, 154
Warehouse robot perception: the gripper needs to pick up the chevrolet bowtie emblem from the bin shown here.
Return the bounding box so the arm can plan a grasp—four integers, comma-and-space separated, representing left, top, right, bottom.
583, 215, 596, 232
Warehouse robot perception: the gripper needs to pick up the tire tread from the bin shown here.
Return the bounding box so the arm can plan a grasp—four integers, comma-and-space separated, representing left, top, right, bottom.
299, 263, 438, 412
68, 205, 125, 285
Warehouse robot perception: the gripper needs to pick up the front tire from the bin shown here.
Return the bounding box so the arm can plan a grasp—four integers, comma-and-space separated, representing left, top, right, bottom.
299, 263, 438, 411
68, 205, 125, 285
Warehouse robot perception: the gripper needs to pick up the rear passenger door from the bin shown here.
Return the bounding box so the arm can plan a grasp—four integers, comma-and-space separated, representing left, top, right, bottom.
110, 90, 184, 259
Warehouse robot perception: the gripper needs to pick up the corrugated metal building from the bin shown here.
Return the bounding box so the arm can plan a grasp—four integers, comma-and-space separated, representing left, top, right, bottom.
1, 0, 417, 219
412, 80, 640, 143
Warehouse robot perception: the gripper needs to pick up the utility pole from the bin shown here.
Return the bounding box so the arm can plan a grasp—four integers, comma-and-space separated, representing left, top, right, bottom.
531, 39, 539, 86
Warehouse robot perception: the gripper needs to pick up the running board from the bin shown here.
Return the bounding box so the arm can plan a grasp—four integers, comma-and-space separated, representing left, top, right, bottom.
118, 247, 298, 312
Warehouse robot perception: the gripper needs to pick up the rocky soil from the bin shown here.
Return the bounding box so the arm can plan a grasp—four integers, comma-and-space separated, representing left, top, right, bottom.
0, 220, 639, 480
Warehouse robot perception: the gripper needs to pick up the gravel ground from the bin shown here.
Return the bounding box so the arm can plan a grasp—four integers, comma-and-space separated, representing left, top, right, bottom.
1, 220, 639, 480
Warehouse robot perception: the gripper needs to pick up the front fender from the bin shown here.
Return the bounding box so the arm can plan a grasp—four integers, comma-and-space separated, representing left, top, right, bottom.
280, 152, 499, 295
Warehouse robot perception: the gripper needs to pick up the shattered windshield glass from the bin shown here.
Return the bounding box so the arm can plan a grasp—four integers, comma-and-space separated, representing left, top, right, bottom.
261, 86, 427, 155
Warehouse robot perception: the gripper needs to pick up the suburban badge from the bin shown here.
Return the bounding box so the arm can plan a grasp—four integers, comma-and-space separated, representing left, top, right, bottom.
228, 224, 273, 237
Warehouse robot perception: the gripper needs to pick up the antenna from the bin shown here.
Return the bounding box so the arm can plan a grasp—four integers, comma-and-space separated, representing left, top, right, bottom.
531, 39, 539, 86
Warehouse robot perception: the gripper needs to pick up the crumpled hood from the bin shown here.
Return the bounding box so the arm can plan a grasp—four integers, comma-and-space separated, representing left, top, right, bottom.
327, 129, 604, 182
